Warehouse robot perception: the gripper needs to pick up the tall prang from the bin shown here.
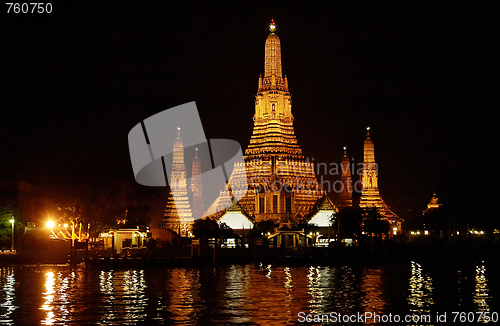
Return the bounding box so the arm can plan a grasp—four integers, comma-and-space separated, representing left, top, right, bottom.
210, 20, 325, 223
359, 127, 383, 209
339, 147, 353, 209
190, 148, 204, 219
359, 127, 402, 234
162, 128, 193, 236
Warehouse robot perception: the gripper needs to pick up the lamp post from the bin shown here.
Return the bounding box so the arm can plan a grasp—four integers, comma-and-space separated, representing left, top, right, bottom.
10, 217, 14, 251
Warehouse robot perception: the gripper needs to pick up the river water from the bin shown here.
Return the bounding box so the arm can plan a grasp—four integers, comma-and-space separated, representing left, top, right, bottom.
0, 260, 498, 325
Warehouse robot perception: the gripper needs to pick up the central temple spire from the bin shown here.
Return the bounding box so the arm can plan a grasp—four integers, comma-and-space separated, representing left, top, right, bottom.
212, 20, 325, 222
264, 19, 282, 79
246, 20, 300, 160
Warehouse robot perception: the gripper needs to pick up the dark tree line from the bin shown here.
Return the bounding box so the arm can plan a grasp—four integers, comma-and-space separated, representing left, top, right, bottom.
331, 207, 390, 240
53, 180, 160, 239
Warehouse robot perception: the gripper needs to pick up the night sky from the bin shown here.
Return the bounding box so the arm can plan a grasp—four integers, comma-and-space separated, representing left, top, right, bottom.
1, 1, 498, 222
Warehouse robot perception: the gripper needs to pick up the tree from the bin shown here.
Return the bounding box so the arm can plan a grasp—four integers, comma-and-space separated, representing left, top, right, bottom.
219, 222, 233, 239
250, 220, 278, 237
192, 218, 221, 239
362, 207, 390, 238
331, 207, 363, 240
0, 204, 22, 248
297, 221, 319, 235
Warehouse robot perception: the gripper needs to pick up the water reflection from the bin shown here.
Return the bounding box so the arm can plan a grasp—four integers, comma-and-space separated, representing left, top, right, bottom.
123, 270, 147, 322
99, 270, 116, 324
39, 269, 81, 325
0, 267, 16, 324
361, 268, 385, 323
0, 262, 497, 325
41, 271, 55, 325
407, 261, 434, 318
97, 269, 148, 325
167, 268, 201, 324
307, 266, 323, 314
473, 263, 490, 322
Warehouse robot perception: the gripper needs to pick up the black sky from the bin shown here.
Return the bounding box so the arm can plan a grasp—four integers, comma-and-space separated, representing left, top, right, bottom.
1, 1, 498, 221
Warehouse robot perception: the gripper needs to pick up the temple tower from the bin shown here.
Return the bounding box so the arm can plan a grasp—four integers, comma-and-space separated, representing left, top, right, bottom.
211, 20, 325, 223
339, 147, 353, 209
163, 128, 193, 236
190, 148, 204, 219
245, 19, 302, 160
423, 191, 442, 214
359, 127, 383, 209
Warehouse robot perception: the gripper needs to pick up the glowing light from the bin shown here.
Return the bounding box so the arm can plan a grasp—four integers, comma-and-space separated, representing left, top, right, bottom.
64, 224, 68, 228
367, 126, 370, 131
416, 231, 421, 235
424, 230, 429, 235
411, 231, 415, 235
269, 19, 276, 32
177, 127, 180, 131
457, 231, 460, 235
46, 221, 55, 228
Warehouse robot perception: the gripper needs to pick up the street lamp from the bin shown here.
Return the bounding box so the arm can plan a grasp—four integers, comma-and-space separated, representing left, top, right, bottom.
10, 217, 14, 251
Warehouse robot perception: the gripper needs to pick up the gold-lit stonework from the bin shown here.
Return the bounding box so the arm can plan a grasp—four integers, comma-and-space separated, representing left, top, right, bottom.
423, 192, 442, 215
162, 128, 193, 236
359, 128, 402, 233
339, 147, 353, 209
360, 128, 383, 209
211, 21, 325, 223
190, 149, 204, 219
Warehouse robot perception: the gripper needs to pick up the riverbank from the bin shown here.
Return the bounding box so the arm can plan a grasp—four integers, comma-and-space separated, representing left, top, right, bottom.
2, 243, 498, 268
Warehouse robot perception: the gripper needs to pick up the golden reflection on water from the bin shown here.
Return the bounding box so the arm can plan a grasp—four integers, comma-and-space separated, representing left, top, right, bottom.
0, 262, 496, 324
0, 267, 16, 324
40, 270, 80, 325
41, 271, 55, 325
407, 261, 434, 325
167, 268, 201, 324
222, 265, 252, 324
307, 266, 323, 314
97, 269, 148, 325
123, 270, 147, 322
361, 268, 385, 324
283, 267, 294, 312
99, 270, 115, 323
473, 263, 490, 322
245, 265, 307, 324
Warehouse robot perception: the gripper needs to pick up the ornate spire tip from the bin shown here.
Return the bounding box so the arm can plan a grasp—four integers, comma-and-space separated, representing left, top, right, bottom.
269, 19, 276, 32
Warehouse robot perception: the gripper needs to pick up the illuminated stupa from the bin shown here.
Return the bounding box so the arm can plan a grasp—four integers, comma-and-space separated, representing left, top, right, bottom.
210, 20, 326, 223
339, 147, 353, 209
359, 127, 402, 233
190, 148, 204, 219
423, 192, 442, 215
359, 127, 383, 209
162, 128, 193, 236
